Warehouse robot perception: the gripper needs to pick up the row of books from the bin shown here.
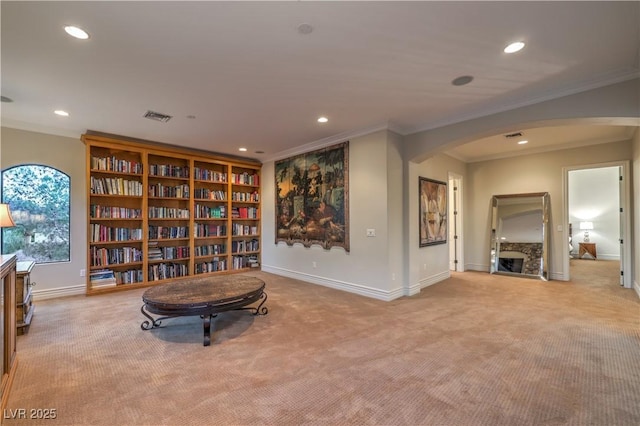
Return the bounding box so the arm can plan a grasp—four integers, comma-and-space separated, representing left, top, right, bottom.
231, 172, 259, 186
114, 269, 144, 284
231, 224, 258, 236
148, 183, 189, 198
194, 224, 227, 237
148, 206, 189, 219
91, 156, 143, 174
148, 263, 189, 281
91, 160, 258, 186
90, 246, 143, 267
90, 205, 142, 219
91, 225, 257, 242
231, 191, 260, 202
194, 205, 226, 219
193, 167, 227, 182
148, 226, 189, 239
195, 258, 227, 273
89, 269, 117, 287
231, 239, 259, 253
231, 207, 259, 219
148, 164, 189, 178
92, 184, 256, 201
91, 177, 143, 196
90, 256, 259, 286
194, 244, 226, 256
91, 242, 256, 260
90, 224, 143, 243
159, 246, 190, 260
231, 255, 260, 270
194, 188, 226, 200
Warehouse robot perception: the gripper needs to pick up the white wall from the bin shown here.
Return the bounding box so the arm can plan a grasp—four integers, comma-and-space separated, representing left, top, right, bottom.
1, 127, 86, 299
632, 128, 640, 297
262, 130, 404, 300
568, 167, 620, 260
465, 141, 632, 279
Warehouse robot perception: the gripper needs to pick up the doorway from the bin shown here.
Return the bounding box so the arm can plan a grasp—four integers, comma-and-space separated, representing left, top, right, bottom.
564, 162, 631, 288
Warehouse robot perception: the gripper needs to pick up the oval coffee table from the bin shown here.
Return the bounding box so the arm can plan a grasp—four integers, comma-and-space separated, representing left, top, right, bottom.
141, 275, 267, 346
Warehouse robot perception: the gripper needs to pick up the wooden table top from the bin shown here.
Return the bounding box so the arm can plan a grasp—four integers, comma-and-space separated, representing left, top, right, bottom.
142, 275, 265, 309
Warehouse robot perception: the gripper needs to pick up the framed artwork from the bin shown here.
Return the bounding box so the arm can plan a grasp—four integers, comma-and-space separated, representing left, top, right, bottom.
275, 142, 349, 251
419, 177, 447, 247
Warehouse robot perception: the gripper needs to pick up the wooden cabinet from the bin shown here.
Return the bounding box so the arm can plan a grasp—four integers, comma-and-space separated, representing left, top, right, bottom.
193, 160, 231, 274
88, 144, 145, 289
16, 261, 35, 335
230, 165, 261, 270
578, 242, 597, 260
0, 255, 18, 414
83, 133, 261, 294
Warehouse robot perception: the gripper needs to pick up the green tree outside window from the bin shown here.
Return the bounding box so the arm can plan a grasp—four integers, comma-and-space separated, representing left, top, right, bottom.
1, 165, 70, 263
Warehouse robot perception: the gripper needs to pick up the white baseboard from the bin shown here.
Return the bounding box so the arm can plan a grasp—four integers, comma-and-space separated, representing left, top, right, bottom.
466, 263, 564, 281
466, 263, 489, 272
33, 284, 85, 301
261, 265, 402, 301
404, 270, 451, 296
593, 254, 620, 261
634, 280, 640, 299
550, 271, 568, 281
419, 270, 450, 290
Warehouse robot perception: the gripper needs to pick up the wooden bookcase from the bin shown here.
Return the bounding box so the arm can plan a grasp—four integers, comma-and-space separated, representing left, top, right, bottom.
83, 133, 261, 295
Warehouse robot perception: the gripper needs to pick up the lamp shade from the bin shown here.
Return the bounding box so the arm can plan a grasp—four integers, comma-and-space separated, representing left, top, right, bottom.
579, 221, 594, 231
0, 204, 16, 228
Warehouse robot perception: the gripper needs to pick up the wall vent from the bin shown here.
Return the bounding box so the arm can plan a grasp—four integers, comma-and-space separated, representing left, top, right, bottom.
143, 110, 172, 122
504, 132, 523, 138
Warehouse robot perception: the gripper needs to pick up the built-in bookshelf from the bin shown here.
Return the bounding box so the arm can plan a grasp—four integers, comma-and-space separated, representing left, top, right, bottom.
83, 133, 261, 294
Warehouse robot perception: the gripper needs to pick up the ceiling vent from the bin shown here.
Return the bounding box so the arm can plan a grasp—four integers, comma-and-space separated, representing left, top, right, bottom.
143, 110, 172, 123
504, 132, 523, 138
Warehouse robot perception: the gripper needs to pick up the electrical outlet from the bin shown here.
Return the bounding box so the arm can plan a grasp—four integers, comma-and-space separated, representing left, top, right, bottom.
392, 273, 396, 281
312, 261, 317, 268
80, 269, 86, 277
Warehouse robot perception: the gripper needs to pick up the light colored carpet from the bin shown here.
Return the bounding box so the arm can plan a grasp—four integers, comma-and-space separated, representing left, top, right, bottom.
5, 260, 640, 425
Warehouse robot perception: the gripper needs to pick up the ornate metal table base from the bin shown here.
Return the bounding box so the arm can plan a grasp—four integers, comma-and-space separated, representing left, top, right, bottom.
140, 276, 268, 346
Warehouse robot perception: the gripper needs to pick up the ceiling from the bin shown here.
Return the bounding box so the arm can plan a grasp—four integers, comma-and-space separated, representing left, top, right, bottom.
1, 1, 638, 162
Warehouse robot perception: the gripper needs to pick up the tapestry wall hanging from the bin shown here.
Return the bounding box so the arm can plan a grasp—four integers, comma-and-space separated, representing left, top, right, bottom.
275, 142, 349, 251
419, 176, 447, 247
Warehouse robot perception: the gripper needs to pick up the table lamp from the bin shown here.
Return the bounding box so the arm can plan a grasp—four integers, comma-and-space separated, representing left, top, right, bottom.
579, 221, 593, 242
0, 204, 15, 228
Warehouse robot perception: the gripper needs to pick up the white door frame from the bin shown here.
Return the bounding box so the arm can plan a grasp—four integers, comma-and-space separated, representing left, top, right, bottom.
562, 161, 632, 288
448, 172, 464, 272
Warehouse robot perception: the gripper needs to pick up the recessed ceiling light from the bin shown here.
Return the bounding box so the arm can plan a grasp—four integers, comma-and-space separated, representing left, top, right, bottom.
297, 23, 313, 35
54, 110, 69, 117
451, 75, 473, 86
504, 41, 525, 53
0, 96, 13, 103
317, 116, 328, 123
64, 25, 90, 40
518, 140, 528, 145
239, 147, 248, 152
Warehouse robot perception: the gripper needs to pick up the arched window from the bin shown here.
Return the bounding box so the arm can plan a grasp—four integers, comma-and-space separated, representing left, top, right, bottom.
1, 165, 71, 263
